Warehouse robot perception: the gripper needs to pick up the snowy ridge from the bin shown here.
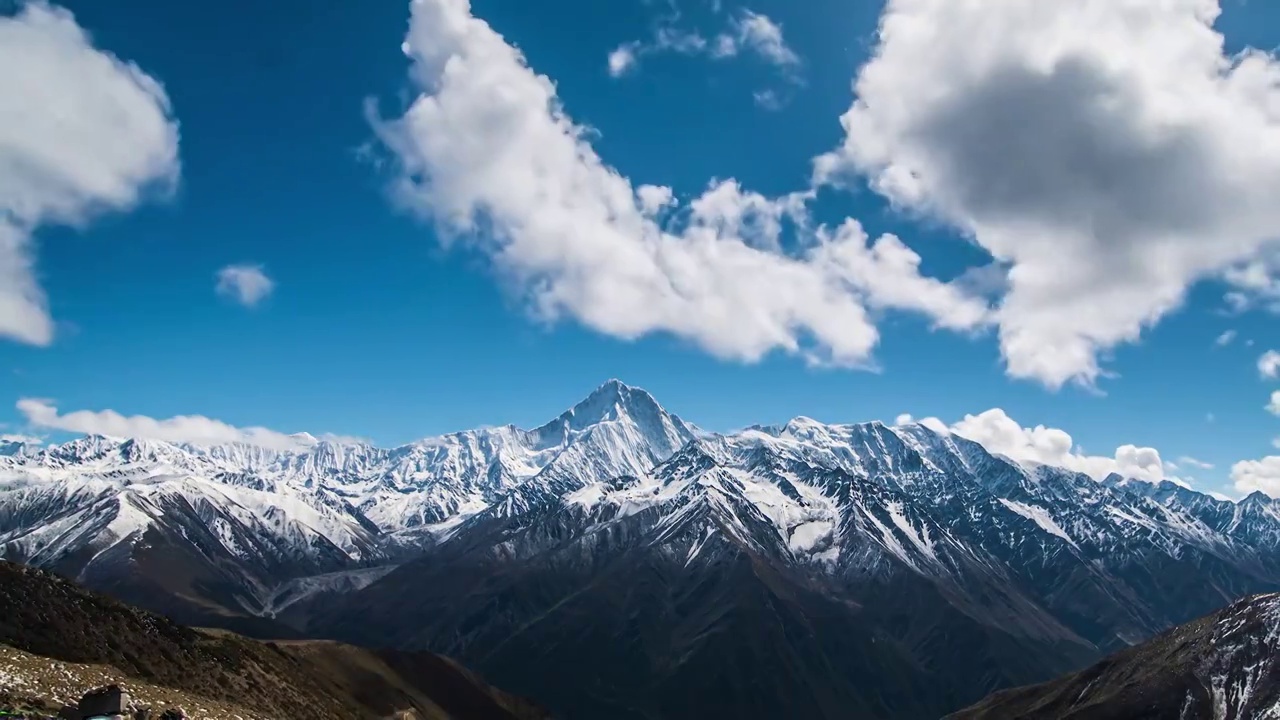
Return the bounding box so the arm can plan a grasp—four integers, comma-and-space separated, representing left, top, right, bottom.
1194, 594, 1280, 718
951, 592, 1280, 719
0, 380, 699, 615
3, 379, 1280, 643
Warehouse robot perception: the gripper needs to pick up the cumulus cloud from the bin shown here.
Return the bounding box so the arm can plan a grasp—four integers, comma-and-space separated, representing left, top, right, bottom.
372, 0, 987, 368
1232, 456, 1280, 498
947, 408, 1171, 484
812, 221, 991, 331
1239, 389, 1280, 493
636, 184, 676, 216
1224, 246, 1280, 313
607, 8, 801, 104
1214, 330, 1237, 347
0, 2, 179, 346
815, 0, 1280, 389
16, 398, 359, 450
1260, 350, 1280, 379
215, 264, 275, 307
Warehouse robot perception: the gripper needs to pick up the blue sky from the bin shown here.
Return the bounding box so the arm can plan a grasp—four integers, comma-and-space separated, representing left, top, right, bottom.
2, 0, 1279, 497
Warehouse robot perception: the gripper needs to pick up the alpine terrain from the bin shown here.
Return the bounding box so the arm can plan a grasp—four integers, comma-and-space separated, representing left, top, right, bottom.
4, 380, 1280, 718
951, 592, 1280, 719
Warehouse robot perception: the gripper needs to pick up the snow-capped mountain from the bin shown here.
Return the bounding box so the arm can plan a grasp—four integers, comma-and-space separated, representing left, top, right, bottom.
950, 592, 1280, 719
0, 380, 696, 623
4, 380, 1280, 718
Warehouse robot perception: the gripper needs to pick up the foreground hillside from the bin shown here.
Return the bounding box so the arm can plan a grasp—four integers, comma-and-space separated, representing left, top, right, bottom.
949, 593, 1280, 719
0, 560, 550, 720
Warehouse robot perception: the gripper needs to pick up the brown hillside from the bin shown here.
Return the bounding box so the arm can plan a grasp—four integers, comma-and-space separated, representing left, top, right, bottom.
0, 560, 551, 720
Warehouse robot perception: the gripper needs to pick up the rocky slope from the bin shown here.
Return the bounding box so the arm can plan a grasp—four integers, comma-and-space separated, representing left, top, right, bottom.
0, 560, 550, 720
949, 592, 1280, 719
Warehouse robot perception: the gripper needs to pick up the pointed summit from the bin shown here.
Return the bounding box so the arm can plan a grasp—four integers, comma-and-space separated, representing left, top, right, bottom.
0, 438, 32, 457
555, 379, 667, 433
524, 380, 697, 480
1100, 473, 1127, 488
1242, 490, 1273, 507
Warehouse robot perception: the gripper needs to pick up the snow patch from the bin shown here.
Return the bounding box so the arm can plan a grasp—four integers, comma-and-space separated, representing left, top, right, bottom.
789, 521, 833, 553
999, 498, 1078, 548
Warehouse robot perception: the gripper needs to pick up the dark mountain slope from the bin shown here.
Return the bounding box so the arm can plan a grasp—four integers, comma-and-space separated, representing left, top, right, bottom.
319, 472, 1096, 720
0, 560, 550, 720
949, 592, 1280, 720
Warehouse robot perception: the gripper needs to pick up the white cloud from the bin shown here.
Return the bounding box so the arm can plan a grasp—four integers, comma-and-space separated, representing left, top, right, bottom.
607, 45, 638, 77
0, 2, 179, 346
372, 0, 987, 368
812, 221, 991, 331
815, 0, 1280, 390
1214, 330, 1236, 347
636, 184, 676, 216
607, 8, 800, 86
712, 10, 800, 71
1231, 456, 1280, 498
215, 264, 275, 307
0, 433, 43, 446
16, 398, 358, 450
1268, 390, 1280, 417
608, 27, 707, 79
1223, 246, 1280, 313
1178, 455, 1214, 470
918, 417, 950, 435
949, 408, 1171, 484
1260, 350, 1280, 379
894, 413, 913, 426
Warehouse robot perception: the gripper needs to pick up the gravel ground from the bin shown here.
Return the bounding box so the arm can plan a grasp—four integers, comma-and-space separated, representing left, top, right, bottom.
0, 644, 269, 719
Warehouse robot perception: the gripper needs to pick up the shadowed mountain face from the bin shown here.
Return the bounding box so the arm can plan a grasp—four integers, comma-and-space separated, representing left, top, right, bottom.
6, 381, 1280, 718
316, 496, 1095, 720
949, 593, 1280, 720
0, 560, 550, 720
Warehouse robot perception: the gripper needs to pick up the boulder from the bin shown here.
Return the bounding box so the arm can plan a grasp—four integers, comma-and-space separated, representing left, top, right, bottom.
78, 685, 130, 717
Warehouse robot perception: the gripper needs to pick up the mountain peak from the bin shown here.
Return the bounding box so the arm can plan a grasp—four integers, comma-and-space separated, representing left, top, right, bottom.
44, 434, 128, 461
556, 379, 664, 432
1100, 473, 1127, 487
0, 438, 33, 457
520, 380, 696, 470
1242, 490, 1273, 507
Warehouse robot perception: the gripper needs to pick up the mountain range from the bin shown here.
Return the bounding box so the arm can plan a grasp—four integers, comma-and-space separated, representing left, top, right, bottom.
4, 379, 1280, 718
